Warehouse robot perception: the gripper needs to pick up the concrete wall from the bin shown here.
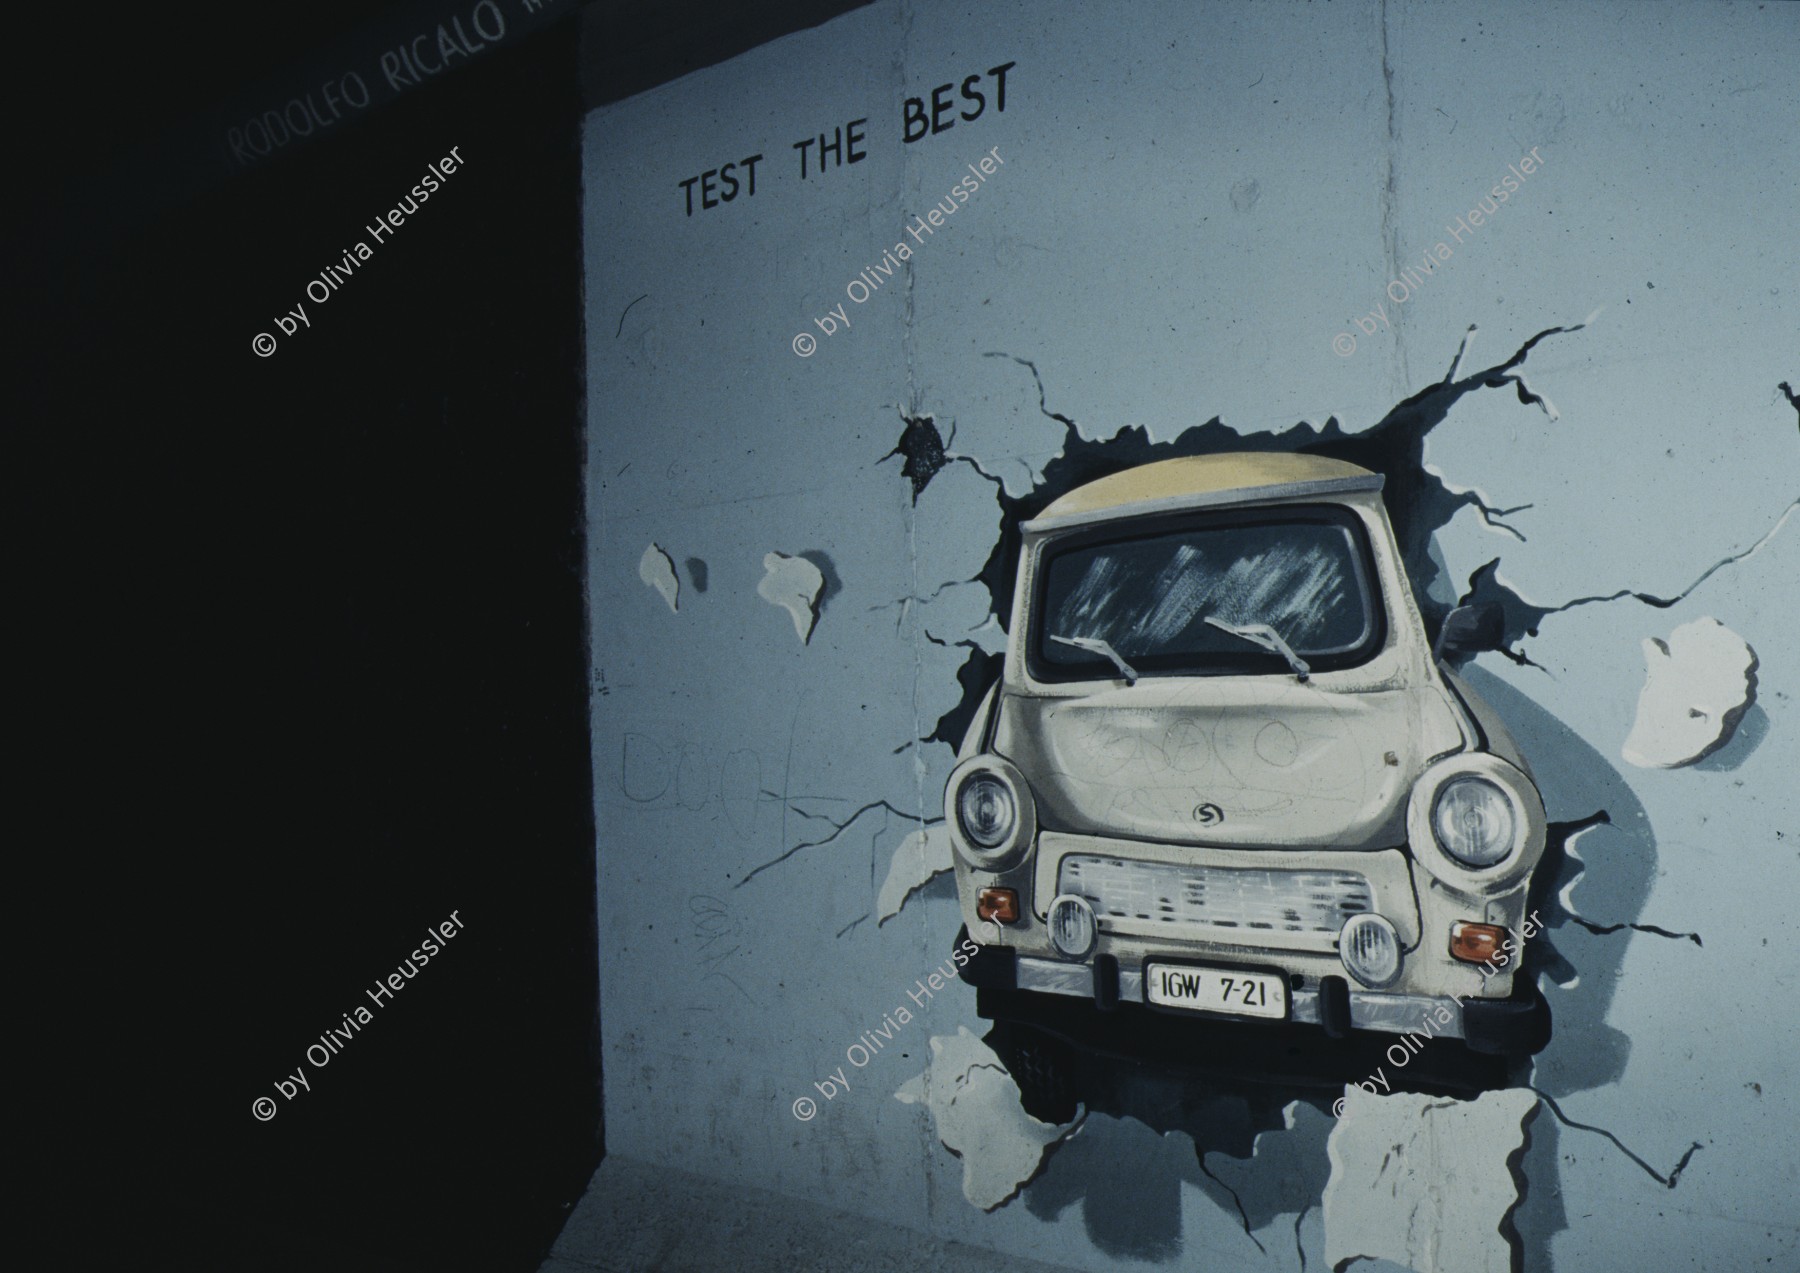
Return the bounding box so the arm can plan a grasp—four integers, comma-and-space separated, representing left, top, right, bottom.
581, 2, 1798, 1267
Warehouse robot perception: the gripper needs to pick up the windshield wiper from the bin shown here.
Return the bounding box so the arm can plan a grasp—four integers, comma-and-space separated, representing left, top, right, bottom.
1050, 634, 1139, 685
1203, 617, 1311, 682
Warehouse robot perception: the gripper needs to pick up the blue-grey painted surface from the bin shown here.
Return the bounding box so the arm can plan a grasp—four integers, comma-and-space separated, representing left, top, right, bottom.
580, 2, 1798, 1267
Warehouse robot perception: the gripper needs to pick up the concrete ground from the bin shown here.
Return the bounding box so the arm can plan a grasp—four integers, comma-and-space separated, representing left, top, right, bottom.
540, 1157, 1083, 1273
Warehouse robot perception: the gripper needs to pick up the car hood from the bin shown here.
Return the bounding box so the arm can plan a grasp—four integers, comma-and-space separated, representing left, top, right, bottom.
991, 678, 1467, 848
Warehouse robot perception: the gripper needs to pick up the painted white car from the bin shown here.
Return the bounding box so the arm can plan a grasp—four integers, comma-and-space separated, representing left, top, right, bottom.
950, 453, 1551, 1057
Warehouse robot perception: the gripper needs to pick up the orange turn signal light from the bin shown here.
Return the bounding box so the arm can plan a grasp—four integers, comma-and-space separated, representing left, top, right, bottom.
1449, 921, 1508, 964
977, 888, 1020, 924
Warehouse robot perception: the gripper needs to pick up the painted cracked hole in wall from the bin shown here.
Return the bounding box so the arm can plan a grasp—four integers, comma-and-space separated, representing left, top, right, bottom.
851, 322, 1786, 1258
874, 325, 1788, 916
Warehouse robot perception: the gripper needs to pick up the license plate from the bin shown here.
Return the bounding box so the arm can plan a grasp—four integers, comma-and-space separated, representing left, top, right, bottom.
1144, 963, 1288, 1020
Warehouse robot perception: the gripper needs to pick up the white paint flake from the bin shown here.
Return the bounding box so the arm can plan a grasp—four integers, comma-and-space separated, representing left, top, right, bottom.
1324, 1086, 1537, 1273
895, 1027, 1082, 1210
757, 551, 824, 644
877, 826, 953, 923
639, 543, 679, 613
1622, 616, 1756, 768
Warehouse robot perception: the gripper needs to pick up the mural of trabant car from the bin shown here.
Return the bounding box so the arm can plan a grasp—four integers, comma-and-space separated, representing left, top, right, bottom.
949, 453, 1551, 1058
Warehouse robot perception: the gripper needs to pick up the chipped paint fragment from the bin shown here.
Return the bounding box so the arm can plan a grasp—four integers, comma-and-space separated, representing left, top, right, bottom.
876, 826, 952, 923
1325, 1086, 1537, 1273
758, 552, 825, 644
1622, 617, 1756, 768
895, 1027, 1082, 1210
639, 543, 679, 612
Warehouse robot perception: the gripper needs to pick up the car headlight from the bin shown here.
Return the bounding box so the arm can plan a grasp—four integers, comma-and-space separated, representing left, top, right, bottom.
1048, 894, 1097, 958
958, 774, 1016, 849
945, 755, 1036, 871
1340, 914, 1402, 987
1432, 776, 1516, 867
1407, 754, 1545, 890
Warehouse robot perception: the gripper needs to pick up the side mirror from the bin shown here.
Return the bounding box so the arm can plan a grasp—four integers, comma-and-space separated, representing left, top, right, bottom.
1435, 603, 1502, 662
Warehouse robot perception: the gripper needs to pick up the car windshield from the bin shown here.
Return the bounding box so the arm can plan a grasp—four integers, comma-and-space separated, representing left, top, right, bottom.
1032, 508, 1383, 681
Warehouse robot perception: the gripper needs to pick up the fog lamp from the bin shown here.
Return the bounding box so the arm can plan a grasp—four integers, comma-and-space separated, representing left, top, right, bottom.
1047, 894, 1097, 959
1339, 913, 1402, 988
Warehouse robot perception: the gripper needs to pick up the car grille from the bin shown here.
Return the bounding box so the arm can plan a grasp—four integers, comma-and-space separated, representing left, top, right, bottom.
1057, 854, 1372, 947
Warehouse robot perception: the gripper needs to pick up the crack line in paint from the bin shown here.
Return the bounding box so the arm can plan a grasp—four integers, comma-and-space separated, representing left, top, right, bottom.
759, 793, 852, 826
1527, 1087, 1702, 1188
981, 352, 1079, 431
870, 577, 986, 609
1462, 498, 1797, 663
735, 799, 928, 887
1198, 1153, 1268, 1254
1566, 916, 1702, 947
836, 913, 870, 939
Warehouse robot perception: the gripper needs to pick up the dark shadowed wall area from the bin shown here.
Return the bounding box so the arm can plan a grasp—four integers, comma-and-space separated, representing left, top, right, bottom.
29, 6, 590, 1271
24, 4, 877, 1268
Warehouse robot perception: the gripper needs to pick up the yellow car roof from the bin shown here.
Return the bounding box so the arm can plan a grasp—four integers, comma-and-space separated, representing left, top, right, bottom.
1024, 453, 1383, 533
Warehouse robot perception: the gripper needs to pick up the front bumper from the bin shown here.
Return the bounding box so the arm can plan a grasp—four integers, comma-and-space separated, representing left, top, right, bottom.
957, 933, 1549, 1056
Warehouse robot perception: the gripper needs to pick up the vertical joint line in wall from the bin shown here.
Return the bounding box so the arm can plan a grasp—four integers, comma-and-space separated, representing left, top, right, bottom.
900, 7, 919, 401
905, 430, 924, 904
895, 0, 926, 1004
1378, 0, 1409, 386
896, 0, 919, 402
893, 0, 941, 1229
